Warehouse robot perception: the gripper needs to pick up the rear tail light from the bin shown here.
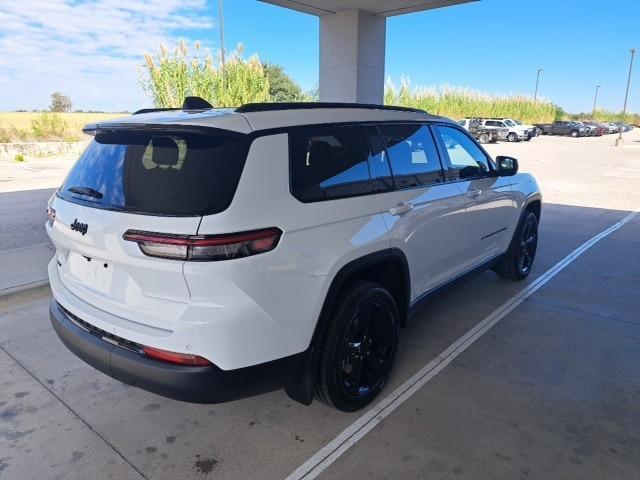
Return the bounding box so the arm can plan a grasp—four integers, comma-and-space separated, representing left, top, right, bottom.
47, 206, 56, 226
142, 346, 211, 366
47, 192, 56, 226
123, 227, 282, 261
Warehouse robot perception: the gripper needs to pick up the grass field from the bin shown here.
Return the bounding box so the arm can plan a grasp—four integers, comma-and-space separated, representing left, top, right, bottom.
0, 112, 125, 143
384, 82, 563, 124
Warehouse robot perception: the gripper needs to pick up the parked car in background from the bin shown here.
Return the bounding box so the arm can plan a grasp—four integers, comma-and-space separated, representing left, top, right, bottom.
535, 121, 586, 137
458, 118, 500, 143
614, 122, 633, 132
606, 122, 618, 134
533, 123, 552, 135
512, 119, 538, 140
472, 118, 530, 142
573, 121, 597, 136
583, 121, 606, 136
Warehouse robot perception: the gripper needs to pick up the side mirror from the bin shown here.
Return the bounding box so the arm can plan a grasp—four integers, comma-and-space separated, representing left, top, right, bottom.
496, 156, 518, 176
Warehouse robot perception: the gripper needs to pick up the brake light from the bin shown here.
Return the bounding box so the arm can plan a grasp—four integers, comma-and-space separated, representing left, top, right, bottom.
47, 206, 56, 226
123, 227, 282, 261
142, 346, 211, 366
47, 192, 56, 226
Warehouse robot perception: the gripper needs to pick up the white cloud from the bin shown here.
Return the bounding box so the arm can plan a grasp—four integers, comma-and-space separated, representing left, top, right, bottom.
0, 0, 216, 111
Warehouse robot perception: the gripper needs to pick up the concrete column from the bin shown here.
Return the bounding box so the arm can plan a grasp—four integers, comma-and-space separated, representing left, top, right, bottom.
319, 9, 386, 104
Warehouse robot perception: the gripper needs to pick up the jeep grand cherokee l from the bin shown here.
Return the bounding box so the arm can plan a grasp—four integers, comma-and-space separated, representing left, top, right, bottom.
47, 100, 542, 412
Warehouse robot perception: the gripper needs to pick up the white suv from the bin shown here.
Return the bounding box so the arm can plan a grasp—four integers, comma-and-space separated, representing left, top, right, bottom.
47, 100, 542, 411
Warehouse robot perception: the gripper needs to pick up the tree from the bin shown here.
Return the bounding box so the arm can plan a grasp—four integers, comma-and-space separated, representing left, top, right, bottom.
50, 92, 72, 112
262, 63, 304, 102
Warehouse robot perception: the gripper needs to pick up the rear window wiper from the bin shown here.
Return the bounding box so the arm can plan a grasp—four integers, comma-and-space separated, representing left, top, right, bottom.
67, 186, 104, 199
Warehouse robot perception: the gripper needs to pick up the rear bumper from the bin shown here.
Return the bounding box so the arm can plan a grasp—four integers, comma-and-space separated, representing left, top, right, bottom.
49, 299, 304, 403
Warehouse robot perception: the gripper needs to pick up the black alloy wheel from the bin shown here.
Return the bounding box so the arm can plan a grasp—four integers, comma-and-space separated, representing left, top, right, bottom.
517, 213, 538, 275
315, 281, 399, 411
493, 210, 539, 281
338, 300, 395, 401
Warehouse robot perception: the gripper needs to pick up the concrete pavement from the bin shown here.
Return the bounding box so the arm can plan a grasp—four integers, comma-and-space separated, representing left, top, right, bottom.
0, 153, 72, 297
320, 215, 640, 480
0, 188, 56, 296
1, 203, 637, 480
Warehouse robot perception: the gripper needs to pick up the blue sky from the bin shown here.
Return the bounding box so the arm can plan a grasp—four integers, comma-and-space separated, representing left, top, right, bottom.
1, 0, 638, 113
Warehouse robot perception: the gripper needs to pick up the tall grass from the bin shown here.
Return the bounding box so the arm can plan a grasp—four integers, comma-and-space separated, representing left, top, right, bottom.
0, 112, 124, 143
384, 79, 563, 123
571, 108, 640, 125
139, 41, 270, 108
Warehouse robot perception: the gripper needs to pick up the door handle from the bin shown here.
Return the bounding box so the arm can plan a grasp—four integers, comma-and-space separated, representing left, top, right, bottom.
388, 202, 414, 216
466, 189, 482, 199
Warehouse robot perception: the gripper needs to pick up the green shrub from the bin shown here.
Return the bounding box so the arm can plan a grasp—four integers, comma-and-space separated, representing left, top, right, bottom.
10, 126, 30, 141
14, 153, 25, 162
31, 113, 69, 140
139, 40, 270, 108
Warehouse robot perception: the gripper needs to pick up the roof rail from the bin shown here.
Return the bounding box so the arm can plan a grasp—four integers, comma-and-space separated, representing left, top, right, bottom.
235, 102, 427, 114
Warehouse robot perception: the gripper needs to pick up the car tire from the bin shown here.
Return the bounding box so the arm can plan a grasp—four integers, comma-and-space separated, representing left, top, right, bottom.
570, 130, 578, 138
507, 132, 518, 142
315, 281, 399, 412
493, 210, 539, 281
479, 133, 490, 144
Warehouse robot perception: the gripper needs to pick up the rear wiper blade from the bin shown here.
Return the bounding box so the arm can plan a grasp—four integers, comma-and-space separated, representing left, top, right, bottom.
67, 186, 104, 199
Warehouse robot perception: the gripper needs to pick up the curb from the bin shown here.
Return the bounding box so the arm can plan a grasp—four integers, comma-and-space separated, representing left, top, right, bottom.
0, 279, 50, 299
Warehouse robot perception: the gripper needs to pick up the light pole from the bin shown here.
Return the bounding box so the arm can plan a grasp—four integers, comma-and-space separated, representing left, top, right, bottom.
218, 0, 226, 71
616, 48, 636, 146
534, 68, 543, 101
592, 84, 601, 116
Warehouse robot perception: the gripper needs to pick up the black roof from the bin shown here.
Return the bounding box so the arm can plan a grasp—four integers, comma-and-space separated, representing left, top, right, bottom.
235, 102, 426, 114
132, 97, 428, 116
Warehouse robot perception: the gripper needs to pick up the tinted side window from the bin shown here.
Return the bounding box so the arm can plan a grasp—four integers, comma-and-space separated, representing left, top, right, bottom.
289, 126, 372, 202
434, 125, 491, 180
378, 124, 444, 188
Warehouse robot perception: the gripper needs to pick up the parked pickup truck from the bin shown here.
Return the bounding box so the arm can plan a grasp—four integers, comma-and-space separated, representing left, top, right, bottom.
512, 120, 538, 140
457, 119, 499, 143
534, 121, 587, 137
472, 118, 530, 142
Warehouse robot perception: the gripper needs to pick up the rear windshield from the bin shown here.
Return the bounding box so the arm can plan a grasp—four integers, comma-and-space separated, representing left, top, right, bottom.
58, 130, 249, 216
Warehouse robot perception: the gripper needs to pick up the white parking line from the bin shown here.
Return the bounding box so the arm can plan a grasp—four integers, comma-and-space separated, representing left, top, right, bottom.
286, 206, 640, 480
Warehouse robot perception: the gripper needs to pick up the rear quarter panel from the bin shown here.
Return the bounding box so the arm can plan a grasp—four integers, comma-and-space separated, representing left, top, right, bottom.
189, 134, 390, 368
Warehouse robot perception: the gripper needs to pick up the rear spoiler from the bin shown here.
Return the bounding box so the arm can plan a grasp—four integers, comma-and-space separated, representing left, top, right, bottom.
82, 123, 245, 139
